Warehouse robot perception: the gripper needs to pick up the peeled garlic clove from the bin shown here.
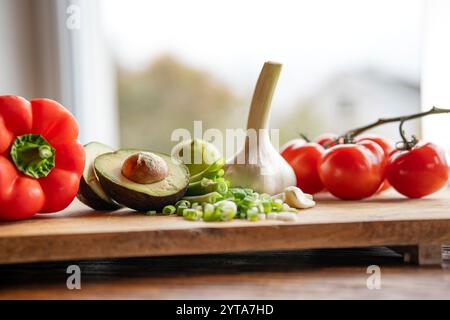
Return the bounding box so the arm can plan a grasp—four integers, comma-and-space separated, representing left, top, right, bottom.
304, 193, 314, 200
283, 186, 316, 209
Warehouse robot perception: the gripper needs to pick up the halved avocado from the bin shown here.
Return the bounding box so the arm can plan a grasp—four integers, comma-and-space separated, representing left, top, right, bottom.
94, 149, 189, 212
77, 142, 121, 210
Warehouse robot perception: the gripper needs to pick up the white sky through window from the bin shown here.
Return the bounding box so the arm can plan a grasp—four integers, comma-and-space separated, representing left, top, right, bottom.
100, 0, 422, 114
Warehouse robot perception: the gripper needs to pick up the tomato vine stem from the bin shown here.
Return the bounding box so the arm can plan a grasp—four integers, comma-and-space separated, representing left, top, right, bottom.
340, 106, 450, 147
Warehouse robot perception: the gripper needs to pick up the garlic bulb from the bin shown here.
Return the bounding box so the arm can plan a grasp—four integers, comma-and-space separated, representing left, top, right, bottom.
224, 62, 296, 195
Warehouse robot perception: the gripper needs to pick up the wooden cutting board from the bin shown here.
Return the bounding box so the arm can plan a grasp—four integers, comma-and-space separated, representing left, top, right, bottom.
1, 189, 449, 265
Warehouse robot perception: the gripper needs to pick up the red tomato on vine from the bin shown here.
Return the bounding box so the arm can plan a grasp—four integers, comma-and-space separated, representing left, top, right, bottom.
356, 134, 394, 193
318, 140, 386, 200
386, 142, 449, 198
281, 142, 325, 194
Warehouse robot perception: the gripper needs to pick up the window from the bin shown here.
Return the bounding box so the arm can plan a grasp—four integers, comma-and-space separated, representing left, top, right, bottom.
99, 0, 424, 154
2, 0, 449, 157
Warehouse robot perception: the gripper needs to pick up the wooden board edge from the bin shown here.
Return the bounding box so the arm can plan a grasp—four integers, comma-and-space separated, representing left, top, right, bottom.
1, 219, 450, 265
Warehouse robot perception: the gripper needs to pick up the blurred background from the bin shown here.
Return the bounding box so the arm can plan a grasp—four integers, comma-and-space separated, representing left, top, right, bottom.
0, 0, 449, 156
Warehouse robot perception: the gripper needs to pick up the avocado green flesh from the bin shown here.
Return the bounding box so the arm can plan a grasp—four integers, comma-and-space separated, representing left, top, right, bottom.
94, 150, 189, 211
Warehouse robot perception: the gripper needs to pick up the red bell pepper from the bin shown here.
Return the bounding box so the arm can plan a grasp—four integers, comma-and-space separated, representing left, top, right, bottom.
0, 96, 85, 220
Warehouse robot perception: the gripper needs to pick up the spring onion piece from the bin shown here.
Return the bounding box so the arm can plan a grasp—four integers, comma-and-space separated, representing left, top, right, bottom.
246, 207, 259, 221
183, 191, 222, 204
162, 205, 176, 215
186, 178, 228, 196
214, 200, 237, 221
261, 200, 272, 213
272, 199, 283, 212
215, 169, 224, 177
146, 210, 157, 215
183, 208, 203, 221
189, 158, 225, 183
260, 193, 272, 201
176, 205, 189, 216
175, 200, 191, 208
229, 188, 246, 200
176, 185, 314, 222
202, 203, 215, 221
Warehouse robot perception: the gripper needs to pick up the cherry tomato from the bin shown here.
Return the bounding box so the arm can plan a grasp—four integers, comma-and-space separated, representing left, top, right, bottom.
318, 140, 386, 200
356, 134, 395, 193
281, 142, 325, 194
280, 138, 307, 163
386, 142, 449, 198
314, 133, 338, 148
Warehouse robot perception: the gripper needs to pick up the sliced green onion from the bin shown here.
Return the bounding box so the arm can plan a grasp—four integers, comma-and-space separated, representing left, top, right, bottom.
183, 192, 222, 204
162, 205, 176, 215
272, 199, 283, 212
219, 207, 236, 221
260, 193, 272, 201
244, 188, 254, 195
230, 188, 246, 200
175, 200, 191, 208
214, 200, 237, 221
186, 178, 229, 196
176, 205, 188, 216
246, 207, 259, 221
189, 158, 225, 183
216, 168, 224, 177
183, 208, 203, 221
202, 203, 215, 221
241, 196, 256, 208
215, 180, 228, 194
262, 200, 272, 213
146, 210, 157, 216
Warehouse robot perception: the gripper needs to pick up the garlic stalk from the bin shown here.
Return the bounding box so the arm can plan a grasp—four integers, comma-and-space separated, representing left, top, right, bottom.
224, 62, 296, 195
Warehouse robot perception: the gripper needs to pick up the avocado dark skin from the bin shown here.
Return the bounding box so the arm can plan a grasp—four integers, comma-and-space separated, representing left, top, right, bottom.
97, 173, 187, 212
77, 177, 121, 211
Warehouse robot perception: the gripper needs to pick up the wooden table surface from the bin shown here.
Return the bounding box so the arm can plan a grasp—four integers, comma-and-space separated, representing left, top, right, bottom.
2, 189, 450, 299
1, 247, 449, 299
2, 189, 450, 265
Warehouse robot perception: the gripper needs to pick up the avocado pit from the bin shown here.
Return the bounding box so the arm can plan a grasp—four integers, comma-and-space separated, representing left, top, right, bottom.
121, 152, 169, 184
94, 149, 189, 212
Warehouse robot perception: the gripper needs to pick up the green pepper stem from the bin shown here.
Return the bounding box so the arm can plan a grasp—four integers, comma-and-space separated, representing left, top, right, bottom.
38, 146, 53, 159
10, 134, 56, 178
